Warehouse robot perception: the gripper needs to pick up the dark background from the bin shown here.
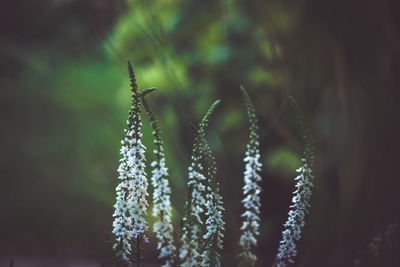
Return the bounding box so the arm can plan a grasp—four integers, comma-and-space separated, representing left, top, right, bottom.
1, 0, 400, 266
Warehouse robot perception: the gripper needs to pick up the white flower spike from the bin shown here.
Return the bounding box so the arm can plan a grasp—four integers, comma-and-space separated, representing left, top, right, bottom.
180, 100, 221, 267
275, 158, 314, 267
199, 136, 225, 267
112, 61, 149, 264
239, 86, 262, 266
143, 99, 176, 267
275, 96, 315, 267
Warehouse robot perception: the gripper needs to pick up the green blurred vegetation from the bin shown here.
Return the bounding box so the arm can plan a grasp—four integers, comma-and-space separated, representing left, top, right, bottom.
1, 0, 400, 266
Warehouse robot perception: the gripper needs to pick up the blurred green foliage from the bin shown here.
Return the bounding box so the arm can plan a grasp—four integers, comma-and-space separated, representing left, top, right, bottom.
267, 147, 299, 176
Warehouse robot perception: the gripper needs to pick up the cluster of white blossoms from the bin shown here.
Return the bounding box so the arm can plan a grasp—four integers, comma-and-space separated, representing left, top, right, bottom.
239, 86, 262, 266
188, 162, 207, 224
202, 186, 225, 267
151, 157, 171, 218
199, 134, 225, 267
151, 156, 176, 267
143, 97, 176, 267
112, 61, 149, 263
180, 100, 222, 267
179, 158, 207, 266
113, 132, 148, 260
276, 158, 314, 267
239, 142, 262, 265
179, 222, 201, 267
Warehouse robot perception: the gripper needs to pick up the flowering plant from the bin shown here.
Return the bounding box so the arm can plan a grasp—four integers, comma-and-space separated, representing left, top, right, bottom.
274, 96, 315, 267
180, 100, 225, 267
109, 63, 317, 267
112, 61, 152, 266
239, 86, 263, 266
143, 98, 176, 267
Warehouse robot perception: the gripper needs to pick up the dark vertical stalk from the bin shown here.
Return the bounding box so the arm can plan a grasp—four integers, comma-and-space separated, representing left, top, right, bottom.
136, 235, 141, 267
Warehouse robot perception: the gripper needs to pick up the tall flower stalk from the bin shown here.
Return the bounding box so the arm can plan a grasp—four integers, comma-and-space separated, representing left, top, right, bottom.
274, 97, 314, 267
142, 98, 176, 267
199, 135, 225, 267
112, 61, 150, 266
179, 100, 220, 267
239, 86, 263, 266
